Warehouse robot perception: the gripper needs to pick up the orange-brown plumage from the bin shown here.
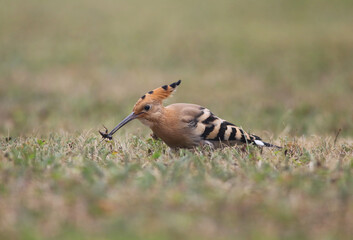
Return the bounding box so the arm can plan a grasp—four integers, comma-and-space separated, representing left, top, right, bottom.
100, 80, 281, 149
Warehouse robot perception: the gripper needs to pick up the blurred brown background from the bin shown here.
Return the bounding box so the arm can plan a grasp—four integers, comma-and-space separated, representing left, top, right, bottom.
1, 0, 353, 137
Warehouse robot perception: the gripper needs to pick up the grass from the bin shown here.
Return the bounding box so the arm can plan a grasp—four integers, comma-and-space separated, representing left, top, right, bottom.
1, 0, 353, 239
1, 135, 352, 240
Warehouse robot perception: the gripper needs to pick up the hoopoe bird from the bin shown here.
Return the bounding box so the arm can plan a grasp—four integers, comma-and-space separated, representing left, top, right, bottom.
100, 80, 281, 149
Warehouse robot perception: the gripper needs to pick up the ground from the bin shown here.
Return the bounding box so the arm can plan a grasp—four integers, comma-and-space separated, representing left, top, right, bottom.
0, 0, 353, 239
1, 135, 353, 239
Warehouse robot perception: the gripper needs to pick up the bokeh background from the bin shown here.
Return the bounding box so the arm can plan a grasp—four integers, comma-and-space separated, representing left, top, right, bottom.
1, 2, 353, 240
1, 0, 353, 138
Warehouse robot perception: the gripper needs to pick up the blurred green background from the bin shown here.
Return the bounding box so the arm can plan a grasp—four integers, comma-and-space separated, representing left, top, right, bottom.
1, 2, 353, 240
1, 0, 353, 138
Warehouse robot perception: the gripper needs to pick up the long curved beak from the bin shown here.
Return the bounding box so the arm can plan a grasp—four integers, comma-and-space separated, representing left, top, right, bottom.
100, 112, 138, 139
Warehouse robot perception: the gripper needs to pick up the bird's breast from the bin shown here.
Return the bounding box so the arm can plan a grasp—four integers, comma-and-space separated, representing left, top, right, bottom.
149, 112, 200, 148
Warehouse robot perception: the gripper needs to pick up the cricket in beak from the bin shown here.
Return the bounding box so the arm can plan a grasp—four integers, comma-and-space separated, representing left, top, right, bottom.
99, 112, 138, 140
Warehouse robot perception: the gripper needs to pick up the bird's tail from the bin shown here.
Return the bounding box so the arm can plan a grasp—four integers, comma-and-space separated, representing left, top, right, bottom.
250, 134, 282, 149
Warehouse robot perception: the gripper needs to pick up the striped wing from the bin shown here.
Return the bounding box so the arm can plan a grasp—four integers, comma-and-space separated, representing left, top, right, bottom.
191, 107, 266, 146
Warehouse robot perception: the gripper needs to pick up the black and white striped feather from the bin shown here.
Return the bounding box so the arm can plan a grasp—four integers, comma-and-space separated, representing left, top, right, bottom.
181, 105, 280, 148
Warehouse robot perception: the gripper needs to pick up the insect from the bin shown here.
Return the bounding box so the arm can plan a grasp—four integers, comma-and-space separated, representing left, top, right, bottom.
100, 80, 281, 149
99, 125, 112, 140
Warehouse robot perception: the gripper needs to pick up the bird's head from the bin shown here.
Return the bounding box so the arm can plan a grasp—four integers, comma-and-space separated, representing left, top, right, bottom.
101, 80, 181, 138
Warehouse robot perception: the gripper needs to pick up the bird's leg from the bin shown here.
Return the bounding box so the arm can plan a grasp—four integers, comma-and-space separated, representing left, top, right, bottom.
150, 133, 160, 140
200, 140, 215, 149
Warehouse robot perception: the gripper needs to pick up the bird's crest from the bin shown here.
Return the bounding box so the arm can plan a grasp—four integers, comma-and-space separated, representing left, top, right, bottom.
133, 80, 181, 111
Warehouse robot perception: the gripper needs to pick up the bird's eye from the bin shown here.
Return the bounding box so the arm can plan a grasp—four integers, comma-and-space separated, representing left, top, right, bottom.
144, 105, 151, 111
